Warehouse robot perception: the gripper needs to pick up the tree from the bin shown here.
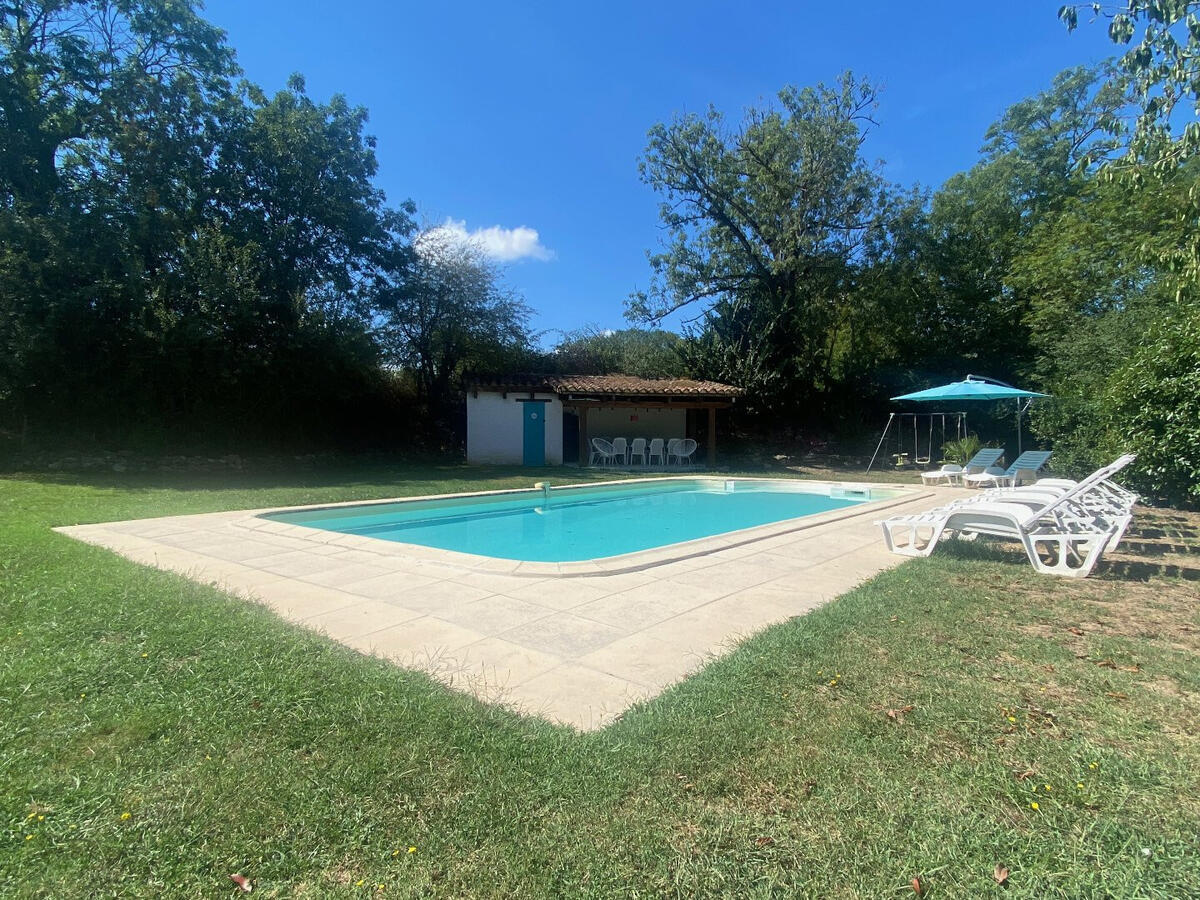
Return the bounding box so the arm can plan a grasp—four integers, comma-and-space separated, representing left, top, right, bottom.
1013, 175, 1173, 469
1007, 161, 1200, 503
0, 2, 419, 447
813, 65, 1127, 414
1109, 298, 1200, 504
629, 73, 890, 416
1059, 4, 1200, 281
978, 64, 1128, 214
550, 327, 685, 378
0, 0, 237, 433
914, 66, 1130, 378
824, 185, 935, 394
377, 227, 533, 413
0, 0, 235, 212
213, 76, 412, 329
1060, 1, 1200, 169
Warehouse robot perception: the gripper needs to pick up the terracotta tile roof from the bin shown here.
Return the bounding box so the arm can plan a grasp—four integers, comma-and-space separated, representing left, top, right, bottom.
548, 374, 742, 396
466, 373, 742, 397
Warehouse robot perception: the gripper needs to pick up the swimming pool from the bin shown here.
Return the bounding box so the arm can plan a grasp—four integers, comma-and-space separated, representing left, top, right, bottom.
263, 478, 892, 563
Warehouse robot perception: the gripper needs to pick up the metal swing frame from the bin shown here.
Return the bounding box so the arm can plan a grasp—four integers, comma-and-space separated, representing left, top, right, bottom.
867, 411, 967, 472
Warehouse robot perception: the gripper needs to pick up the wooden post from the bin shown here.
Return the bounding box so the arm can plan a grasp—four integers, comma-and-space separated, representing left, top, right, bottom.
578, 406, 589, 467
707, 407, 717, 469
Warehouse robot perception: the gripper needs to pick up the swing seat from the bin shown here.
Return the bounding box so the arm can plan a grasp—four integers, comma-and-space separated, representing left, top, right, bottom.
867, 412, 968, 474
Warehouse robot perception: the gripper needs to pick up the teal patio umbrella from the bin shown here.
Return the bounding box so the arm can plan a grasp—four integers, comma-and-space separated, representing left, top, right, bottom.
890, 374, 1049, 456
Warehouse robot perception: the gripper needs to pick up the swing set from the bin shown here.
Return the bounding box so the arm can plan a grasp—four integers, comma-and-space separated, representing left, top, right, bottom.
867, 411, 967, 472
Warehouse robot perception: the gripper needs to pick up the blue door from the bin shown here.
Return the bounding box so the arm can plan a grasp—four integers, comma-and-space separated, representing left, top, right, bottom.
522, 403, 546, 466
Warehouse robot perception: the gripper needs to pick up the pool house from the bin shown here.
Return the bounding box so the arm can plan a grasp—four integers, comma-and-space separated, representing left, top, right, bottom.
465, 374, 742, 467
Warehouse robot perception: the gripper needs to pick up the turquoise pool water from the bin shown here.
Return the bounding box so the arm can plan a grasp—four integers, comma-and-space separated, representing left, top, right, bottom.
263, 479, 878, 563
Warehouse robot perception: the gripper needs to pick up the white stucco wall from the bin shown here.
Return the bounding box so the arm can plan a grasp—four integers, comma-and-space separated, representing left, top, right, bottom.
466, 391, 563, 466
586, 407, 686, 442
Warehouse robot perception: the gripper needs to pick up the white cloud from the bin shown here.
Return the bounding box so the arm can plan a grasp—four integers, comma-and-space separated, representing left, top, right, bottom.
433, 218, 555, 262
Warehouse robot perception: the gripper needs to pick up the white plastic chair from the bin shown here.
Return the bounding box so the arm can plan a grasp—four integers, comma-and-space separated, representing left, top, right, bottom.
610, 437, 628, 467
665, 438, 682, 466
589, 438, 617, 467
963, 451, 1052, 489
674, 438, 698, 468
647, 438, 665, 467
629, 437, 647, 467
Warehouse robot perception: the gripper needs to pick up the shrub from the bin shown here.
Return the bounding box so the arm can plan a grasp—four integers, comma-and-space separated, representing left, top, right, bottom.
941, 434, 982, 465
1109, 301, 1200, 506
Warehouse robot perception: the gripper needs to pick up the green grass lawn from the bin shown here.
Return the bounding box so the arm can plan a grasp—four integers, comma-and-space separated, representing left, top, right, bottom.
2, 462, 1198, 897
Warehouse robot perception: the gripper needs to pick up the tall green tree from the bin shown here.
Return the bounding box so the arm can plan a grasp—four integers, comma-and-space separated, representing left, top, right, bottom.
0, 0, 237, 432
0, 2, 419, 447
1012, 163, 1200, 502
909, 66, 1129, 382
0, 0, 234, 211
377, 227, 533, 414
213, 76, 411, 328
1055, 6, 1200, 501
1060, 3, 1200, 280
1110, 299, 1200, 503
629, 73, 889, 416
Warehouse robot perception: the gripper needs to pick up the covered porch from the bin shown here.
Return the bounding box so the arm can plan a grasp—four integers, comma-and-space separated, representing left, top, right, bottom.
553, 375, 740, 469
463, 374, 741, 468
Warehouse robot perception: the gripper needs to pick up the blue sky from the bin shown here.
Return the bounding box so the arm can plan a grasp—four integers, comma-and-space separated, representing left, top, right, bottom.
202, 0, 1117, 342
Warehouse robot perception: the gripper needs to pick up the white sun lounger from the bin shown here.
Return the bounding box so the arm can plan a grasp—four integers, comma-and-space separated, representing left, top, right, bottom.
969, 462, 1138, 526
942, 454, 1134, 520
940, 477, 1135, 551
878, 455, 1136, 577
920, 463, 963, 485
922, 448, 1003, 485
962, 450, 1052, 488
1033, 476, 1139, 512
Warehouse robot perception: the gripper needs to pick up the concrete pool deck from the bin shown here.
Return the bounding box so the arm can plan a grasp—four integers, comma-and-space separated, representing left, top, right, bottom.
56, 480, 965, 729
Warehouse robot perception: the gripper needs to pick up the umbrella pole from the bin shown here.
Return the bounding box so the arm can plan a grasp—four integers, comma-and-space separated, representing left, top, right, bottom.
1016, 399, 1022, 455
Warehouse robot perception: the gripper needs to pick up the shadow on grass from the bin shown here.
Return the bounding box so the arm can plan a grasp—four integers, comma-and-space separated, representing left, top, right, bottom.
907, 535, 1200, 584
922, 512, 1200, 584
1128, 526, 1200, 541
1117, 539, 1200, 556
2, 457, 831, 497
1098, 559, 1200, 582
0, 461, 599, 495
920, 537, 1022, 566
